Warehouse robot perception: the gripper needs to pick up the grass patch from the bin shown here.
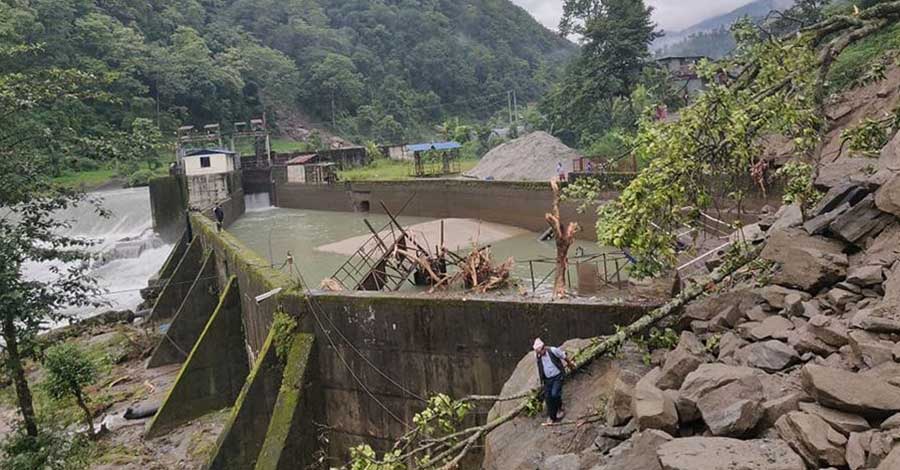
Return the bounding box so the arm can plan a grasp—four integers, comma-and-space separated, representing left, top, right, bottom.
828, 22, 900, 93
52, 169, 119, 190
339, 159, 479, 182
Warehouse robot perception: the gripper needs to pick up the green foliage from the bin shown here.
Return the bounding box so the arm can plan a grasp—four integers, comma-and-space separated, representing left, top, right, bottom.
828, 22, 900, 92
776, 161, 823, 210
841, 112, 899, 158
545, 0, 660, 144
591, 21, 823, 276
634, 327, 679, 365
127, 169, 156, 188
0, 425, 94, 470
364, 141, 385, 161
42, 344, 97, 403
705, 334, 722, 355
271, 311, 298, 361
348, 445, 405, 470
412, 394, 474, 437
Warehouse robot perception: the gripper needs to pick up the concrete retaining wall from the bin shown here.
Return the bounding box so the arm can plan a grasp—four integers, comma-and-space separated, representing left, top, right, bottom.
276, 180, 609, 240
283, 291, 653, 455
149, 175, 189, 242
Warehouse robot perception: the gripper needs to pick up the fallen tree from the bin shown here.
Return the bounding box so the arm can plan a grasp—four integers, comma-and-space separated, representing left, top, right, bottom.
545, 179, 579, 298
342, 243, 759, 470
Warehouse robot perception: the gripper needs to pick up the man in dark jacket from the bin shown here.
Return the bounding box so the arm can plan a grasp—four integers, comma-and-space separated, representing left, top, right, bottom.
213, 204, 225, 232
534, 338, 576, 425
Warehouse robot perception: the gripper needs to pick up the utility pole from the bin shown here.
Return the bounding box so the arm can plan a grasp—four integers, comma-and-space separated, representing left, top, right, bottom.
331, 92, 337, 129
513, 90, 519, 126
507, 91, 513, 131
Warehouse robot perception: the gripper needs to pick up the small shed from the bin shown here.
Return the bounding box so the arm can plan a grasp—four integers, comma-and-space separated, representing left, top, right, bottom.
181, 148, 238, 176
286, 153, 337, 184
408, 141, 462, 177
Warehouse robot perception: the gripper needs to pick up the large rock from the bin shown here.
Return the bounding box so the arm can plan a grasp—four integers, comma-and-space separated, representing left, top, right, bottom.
592, 430, 672, 470
848, 329, 896, 367
846, 431, 870, 470
798, 402, 870, 435
680, 289, 761, 329
830, 195, 894, 244
758, 285, 811, 310
749, 316, 794, 341
761, 228, 848, 292
807, 315, 850, 348
606, 370, 641, 426
801, 365, 900, 418
632, 369, 679, 434
656, 437, 806, 470
862, 223, 900, 268
657, 332, 706, 390
678, 364, 764, 435
875, 174, 900, 217
848, 264, 886, 287
775, 411, 848, 467
877, 444, 900, 470
734, 340, 800, 373
770, 204, 803, 233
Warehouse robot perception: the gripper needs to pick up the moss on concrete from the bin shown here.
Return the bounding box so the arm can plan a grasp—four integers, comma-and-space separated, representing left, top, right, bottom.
254, 333, 316, 470
146, 277, 249, 439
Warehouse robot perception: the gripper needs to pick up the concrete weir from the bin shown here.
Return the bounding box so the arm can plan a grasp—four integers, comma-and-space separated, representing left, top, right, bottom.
143, 212, 657, 467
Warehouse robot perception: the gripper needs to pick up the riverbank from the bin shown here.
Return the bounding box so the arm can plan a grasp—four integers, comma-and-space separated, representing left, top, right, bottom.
0, 316, 225, 469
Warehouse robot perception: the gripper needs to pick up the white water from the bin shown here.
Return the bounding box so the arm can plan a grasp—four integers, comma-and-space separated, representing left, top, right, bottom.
22, 187, 172, 321
245, 192, 274, 212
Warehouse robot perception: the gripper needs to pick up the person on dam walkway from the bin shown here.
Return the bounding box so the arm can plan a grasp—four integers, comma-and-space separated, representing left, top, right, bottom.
534, 338, 576, 425
213, 204, 225, 232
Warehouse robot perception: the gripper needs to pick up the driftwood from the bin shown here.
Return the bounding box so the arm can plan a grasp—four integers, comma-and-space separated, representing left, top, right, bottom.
545, 179, 579, 298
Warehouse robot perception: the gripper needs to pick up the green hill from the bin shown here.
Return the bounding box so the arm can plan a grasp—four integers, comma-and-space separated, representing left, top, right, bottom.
0, 0, 575, 143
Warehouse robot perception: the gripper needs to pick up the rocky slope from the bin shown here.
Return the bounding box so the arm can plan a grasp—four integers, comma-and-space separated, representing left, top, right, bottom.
484, 116, 900, 468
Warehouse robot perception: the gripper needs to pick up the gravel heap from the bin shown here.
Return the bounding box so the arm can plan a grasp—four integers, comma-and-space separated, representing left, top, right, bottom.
465, 131, 582, 182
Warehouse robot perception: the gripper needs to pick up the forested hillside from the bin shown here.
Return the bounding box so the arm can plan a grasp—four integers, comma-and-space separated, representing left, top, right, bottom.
0, 0, 574, 143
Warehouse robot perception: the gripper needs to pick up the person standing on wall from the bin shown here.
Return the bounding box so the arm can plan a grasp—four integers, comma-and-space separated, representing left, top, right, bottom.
534, 338, 576, 425
213, 203, 225, 232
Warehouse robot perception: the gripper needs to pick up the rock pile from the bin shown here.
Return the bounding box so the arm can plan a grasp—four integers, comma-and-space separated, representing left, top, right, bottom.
485, 163, 900, 469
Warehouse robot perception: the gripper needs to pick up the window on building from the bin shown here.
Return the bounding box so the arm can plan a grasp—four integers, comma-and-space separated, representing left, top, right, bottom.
200, 156, 211, 168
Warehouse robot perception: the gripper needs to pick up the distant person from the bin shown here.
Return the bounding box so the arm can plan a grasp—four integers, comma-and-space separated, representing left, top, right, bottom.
534, 338, 576, 425
557, 161, 566, 182
213, 204, 225, 232
586, 160, 594, 173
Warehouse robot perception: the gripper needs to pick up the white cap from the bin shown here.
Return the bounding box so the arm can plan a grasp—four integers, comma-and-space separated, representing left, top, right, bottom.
533, 338, 545, 352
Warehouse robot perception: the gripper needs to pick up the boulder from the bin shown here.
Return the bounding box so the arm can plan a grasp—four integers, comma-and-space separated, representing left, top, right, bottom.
846, 431, 870, 470
681, 289, 761, 329
541, 454, 579, 470
769, 204, 803, 233
632, 369, 679, 434
825, 287, 863, 310
869, 432, 897, 468
829, 194, 894, 244
804, 202, 851, 235
875, 174, 900, 217
656, 437, 806, 470
881, 412, 900, 430
759, 285, 811, 310
657, 332, 706, 391
798, 402, 871, 435
716, 332, 747, 364
677, 364, 760, 424
775, 411, 848, 467
734, 340, 800, 373
802, 364, 900, 418
761, 392, 805, 428
592, 430, 672, 470
848, 329, 896, 367
862, 223, 900, 268
811, 182, 872, 217
696, 377, 764, 437
749, 315, 794, 341
848, 264, 885, 287
851, 308, 900, 334
877, 444, 900, 470
807, 315, 850, 348
607, 371, 640, 426
760, 228, 849, 292
789, 326, 838, 356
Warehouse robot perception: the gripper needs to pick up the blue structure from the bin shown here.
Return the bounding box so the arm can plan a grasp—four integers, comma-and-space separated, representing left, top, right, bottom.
407, 142, 462, 152
407, 141, 462, 177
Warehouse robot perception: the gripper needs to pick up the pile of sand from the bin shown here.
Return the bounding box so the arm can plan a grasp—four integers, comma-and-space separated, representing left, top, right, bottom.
317, 218, 529, 255
465, 131, 583, 182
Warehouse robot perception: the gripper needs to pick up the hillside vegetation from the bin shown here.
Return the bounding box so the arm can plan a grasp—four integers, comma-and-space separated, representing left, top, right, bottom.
0, 0, 574, 145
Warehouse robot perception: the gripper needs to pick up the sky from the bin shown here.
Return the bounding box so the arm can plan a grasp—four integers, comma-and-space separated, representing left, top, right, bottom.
511, 0, 757, 33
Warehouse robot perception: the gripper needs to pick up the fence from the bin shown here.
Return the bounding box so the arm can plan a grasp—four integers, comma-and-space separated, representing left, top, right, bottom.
525, 249, 633, 294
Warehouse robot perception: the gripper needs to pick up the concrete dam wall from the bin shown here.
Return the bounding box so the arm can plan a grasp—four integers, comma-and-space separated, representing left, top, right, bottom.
142, 212, 658, 468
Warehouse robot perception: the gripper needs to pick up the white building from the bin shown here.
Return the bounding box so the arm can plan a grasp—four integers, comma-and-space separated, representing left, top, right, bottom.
181, 148, 239, 176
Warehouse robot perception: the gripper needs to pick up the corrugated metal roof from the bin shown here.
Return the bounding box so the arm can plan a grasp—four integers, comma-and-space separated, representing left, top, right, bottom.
407, 141, 461, 152
286, 154, 320, 165
184, 148, 235, 156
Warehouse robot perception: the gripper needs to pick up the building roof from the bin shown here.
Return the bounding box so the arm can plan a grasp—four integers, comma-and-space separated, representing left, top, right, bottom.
286, 153, 320, 165
408, 142, 461, 152
184, 148, 236, 157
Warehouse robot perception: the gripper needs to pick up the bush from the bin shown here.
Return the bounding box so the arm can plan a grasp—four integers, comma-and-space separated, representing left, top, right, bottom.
127, 169, 156, 188
69, 158, 100, 172
1, 425, 93, 470
43, 344, 98, 437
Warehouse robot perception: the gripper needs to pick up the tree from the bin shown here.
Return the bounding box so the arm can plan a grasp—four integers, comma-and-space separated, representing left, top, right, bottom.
544, 0, 660, 142
127, 118, 166, 170
42, 344, 98, 438
0, 45, 108, 438
545, 180, 579, 298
